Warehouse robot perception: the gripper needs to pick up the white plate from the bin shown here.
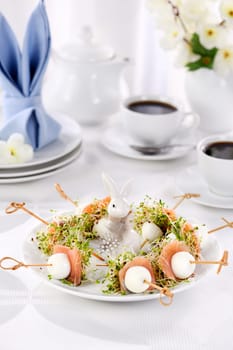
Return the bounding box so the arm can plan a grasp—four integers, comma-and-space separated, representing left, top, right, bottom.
101, 119, 196, 161
0, 114, 82, 169
0, 144, 82, 178
175, 166, 233, 209
0, 148, 81, 184
22, 217, 221, 303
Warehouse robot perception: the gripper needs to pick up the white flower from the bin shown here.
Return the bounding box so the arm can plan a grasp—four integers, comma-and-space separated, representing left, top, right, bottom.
147, 0, 233, 74
220, 0, 233, 24
149, 3, 175, 29
213, 46, 233, 76
0, 133, 34, 165
160, 20, 184, 49
148, 0, 185, 30
175, 41, 200, 67
147, 0, 167, 11
147, 0, 182, 13
197, 23, 226, 49
180, 0, 209, 23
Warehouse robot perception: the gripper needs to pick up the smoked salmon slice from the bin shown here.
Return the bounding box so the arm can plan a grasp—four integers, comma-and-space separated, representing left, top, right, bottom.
158, 241, 189, 280
53, 245, 82, 286
119, 256, 155, 292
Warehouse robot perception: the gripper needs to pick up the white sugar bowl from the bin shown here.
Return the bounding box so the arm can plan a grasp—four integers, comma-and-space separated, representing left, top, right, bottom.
42, 26, 129, 125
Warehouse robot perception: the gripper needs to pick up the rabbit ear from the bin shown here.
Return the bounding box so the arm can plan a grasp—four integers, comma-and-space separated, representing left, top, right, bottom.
120, 178, 132, 198
22, 1, 50, 95
0, 14, 21, 94
102, 173, 119, 197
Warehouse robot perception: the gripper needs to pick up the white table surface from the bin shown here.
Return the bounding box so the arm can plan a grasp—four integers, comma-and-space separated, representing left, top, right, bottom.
0, 124, 233, 350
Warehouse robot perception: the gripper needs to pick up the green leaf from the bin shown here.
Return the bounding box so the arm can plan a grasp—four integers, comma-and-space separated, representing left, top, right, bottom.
190, 33, 218, 58
186, 61, 203, 71
185, 33, 218, 71
186, 55, 216, 71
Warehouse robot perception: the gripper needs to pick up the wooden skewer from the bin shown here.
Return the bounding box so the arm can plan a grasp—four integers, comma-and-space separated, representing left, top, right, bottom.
144, 280, 173, 306
208, 218, 233, 234
0, 257, 52, 271
5, 202, 48, 225
217, 251, 228, 274
217, 250, 229, 274
140, 239, 149, 249
55, 183, 78, 207
222, 217, 231, 225
96, 263, 108, 267
190, 250, 228, 274
173, 193, 200, 210
92, 252, 106, 262
90, 270, 173, 305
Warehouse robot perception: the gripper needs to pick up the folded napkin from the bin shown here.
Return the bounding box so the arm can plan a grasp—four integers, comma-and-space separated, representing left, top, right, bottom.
0, 0, 61, 150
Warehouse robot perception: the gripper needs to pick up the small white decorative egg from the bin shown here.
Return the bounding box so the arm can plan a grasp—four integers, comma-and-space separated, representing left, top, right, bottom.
194, 224, 209, 249
124, 266, 152, 293
142, 222, 163, 241
171, 251, 196, 279
47, 253, 71, 280
166, 233, 177, 242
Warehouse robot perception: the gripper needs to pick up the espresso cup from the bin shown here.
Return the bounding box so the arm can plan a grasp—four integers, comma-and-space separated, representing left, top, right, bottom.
197, 134, 233, 197
122, 95, 199, 146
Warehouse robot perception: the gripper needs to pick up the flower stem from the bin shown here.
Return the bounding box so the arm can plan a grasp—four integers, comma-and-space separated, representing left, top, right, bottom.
167, 0, 188, 34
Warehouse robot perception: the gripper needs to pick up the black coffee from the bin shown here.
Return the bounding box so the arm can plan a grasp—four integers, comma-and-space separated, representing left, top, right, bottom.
127, 100, 177, 115
204, 141, 233, 160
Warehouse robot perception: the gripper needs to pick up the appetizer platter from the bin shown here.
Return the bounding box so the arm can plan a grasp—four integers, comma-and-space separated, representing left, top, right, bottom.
4, 174, 230, 305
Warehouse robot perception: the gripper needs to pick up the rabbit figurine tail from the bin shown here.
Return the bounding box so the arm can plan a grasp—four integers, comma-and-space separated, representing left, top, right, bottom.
0, 1, 61, 150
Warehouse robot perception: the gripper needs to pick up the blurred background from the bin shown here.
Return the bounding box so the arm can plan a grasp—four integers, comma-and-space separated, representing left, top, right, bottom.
0, 0, 185, 101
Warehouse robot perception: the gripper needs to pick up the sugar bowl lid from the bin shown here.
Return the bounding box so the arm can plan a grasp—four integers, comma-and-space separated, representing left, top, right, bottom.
56, 26, 115, 63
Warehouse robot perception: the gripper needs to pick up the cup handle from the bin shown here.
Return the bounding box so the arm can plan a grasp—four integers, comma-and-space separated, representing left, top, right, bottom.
181, 111, 200, 130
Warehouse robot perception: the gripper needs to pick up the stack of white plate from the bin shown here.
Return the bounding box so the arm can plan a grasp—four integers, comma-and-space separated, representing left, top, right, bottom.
0, 115, 82, 184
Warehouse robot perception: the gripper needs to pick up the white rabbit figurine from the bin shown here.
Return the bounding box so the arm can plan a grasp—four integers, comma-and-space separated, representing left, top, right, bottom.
93, 173, 131, 242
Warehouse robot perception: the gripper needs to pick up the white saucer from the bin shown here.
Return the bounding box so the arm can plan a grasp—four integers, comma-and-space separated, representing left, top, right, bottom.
175, 165, 233, 209
0, 113, 82, 169
101, 120, 196, 161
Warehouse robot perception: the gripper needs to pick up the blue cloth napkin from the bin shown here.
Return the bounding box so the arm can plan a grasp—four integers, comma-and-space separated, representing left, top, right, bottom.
0, 0, 61, 150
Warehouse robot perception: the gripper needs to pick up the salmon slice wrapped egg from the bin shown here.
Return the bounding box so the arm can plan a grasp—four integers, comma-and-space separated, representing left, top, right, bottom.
47, 245, 82, 286
159, 241, 195, 280
47, 253, 71, 280
119, 256, 155, 293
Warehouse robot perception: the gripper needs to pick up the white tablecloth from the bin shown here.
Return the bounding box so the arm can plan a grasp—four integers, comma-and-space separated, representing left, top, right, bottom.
0, 125, 233, 350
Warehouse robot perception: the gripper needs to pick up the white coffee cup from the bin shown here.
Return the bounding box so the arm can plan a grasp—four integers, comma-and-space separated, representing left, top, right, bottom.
122, 95, 199, 146
197, 134, 233, 197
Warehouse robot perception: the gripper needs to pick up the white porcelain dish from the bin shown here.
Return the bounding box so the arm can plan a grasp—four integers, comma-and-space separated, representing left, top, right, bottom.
22, 217, 221, 302
0, 148, 81, 184
0, 114, 82, 169
175, 166, 233, 209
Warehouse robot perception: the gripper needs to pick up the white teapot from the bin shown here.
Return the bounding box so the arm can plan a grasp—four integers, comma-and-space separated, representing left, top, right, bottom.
42, 27, 129, 125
